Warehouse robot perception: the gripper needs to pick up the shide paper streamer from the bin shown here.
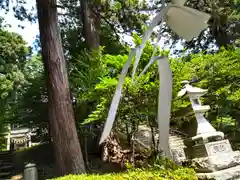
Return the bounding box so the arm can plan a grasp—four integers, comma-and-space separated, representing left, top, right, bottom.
99, 0, 210, 157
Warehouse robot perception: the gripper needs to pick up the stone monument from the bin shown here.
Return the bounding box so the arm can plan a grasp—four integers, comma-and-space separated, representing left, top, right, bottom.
178, 80, 240, 180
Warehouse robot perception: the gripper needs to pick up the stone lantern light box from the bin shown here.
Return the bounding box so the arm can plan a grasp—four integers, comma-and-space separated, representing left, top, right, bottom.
178, 81, 224, 139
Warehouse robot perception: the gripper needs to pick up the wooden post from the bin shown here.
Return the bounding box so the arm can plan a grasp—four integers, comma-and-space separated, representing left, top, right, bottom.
28, 134, 32, 148
6, 133, 10, 151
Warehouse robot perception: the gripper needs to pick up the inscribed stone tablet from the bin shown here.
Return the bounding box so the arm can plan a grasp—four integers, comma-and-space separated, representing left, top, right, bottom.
206, 140, 232, 156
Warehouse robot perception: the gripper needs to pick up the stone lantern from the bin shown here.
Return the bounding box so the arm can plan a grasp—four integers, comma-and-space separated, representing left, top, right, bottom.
178, 81, 224, 143
178, 81, 240, 180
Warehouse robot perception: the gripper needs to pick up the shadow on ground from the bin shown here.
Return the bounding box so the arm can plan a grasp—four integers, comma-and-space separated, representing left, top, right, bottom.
11, 143, 122, 179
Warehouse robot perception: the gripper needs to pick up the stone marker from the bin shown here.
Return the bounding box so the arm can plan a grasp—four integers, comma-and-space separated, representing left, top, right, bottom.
24, 163, 38, 180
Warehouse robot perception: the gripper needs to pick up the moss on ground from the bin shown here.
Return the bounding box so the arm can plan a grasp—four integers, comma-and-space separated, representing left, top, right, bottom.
50, 168, 197, 180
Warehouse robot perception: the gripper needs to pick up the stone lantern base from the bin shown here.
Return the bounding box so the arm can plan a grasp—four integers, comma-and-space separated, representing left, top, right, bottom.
184, 132, 240, 180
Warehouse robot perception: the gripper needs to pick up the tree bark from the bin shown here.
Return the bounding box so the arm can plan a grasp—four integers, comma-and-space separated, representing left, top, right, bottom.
36, 0, 85, 175
80, 0, 100, 49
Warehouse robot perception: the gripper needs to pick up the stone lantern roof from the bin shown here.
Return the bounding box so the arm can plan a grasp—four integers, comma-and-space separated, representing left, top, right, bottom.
178, 80, 208, 98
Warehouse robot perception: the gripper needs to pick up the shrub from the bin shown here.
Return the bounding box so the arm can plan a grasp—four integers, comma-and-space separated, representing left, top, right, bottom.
50, 168, 197, 180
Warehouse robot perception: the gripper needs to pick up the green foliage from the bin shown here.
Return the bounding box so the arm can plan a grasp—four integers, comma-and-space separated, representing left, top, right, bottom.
0, 29, 28, 104
58, 0, 152, 56
24, 55, 44, 79
191, 49, 240, 123
0, 29, 30, 135
50, 168, 197, 180
69, 48, 107, 100
5, 55, 48, 138
79, 37, 160, 136
171, 48, 240, 134
0, 124, 8, 150
150, 155, 179, 170
81, 97, 108, 125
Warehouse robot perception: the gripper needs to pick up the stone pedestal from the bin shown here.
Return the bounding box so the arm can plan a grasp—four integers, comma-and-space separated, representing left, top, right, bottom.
184, 134, 240, 180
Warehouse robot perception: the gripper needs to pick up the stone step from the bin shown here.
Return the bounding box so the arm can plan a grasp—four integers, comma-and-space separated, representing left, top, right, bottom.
169, 135, 187, 163
0, 159, 12, 164
170, 146, 186, 149
170, 142, 185, 146
169, 135, 183, 138
170, 141, 184, 143
170, 140, 185, 144
169, 136, 186, 155
169, 139, 185, 143
0, 155, 13, 159
0, 172, 11, 178
169, 137, 185, 141
0, 165, 12, 170
0, 162, 12, 166
0, 156, 14, 161
169, 139, 185, 142
169, 135, 183, 139
0, 151, 15, 156
170, 139, 184, 142
169, 140, 184, 144
170, 145, 185, 148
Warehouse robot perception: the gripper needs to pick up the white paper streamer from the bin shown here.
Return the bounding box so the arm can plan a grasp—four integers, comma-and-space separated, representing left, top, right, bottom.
99, 50, 136, 144
131, 10, 166, 80
157, 57, 172, 157
135, 34, 162, 82
99, 0, 210, 158
164, 5, 210, 41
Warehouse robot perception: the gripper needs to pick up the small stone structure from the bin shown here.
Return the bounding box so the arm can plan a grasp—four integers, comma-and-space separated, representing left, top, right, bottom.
179, 81, 240, 180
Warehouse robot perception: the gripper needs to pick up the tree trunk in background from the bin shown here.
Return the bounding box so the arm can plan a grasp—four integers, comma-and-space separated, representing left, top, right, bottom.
80, 0, 100, 49
36, 0, 85, 175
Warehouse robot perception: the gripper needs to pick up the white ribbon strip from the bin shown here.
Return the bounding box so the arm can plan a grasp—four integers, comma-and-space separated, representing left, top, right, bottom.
131, 10, 166, 80
134, 33, 162, 83
157, 57, 172, 157
99, 50, 136, 144
164, 5, 210, 41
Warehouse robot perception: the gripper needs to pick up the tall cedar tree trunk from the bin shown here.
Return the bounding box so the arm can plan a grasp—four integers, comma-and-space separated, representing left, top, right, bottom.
36, 0, 85, 175
80, 0, 100, 49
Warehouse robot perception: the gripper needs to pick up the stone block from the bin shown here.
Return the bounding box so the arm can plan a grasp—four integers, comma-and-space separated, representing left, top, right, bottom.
197, 164, 240, 180
186, 140, 233, 159
192, 144, 208, 158
190, 151, 240, 173
205, 140, 232, 156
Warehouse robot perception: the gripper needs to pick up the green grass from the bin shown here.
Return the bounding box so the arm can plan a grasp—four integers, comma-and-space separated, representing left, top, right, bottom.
50, 168, 197, 180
